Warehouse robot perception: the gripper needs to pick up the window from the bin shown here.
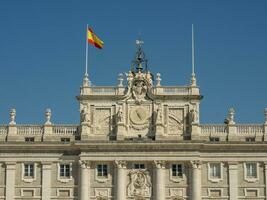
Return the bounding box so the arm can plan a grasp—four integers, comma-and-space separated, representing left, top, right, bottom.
61, 138, 70, 143
209, 163, 221, 180
246, 137, 255, 142
97, 164, 108, 177
246, 163, 257, 179
134, 163, 145, 169
60, 164, 70, 178
172, 164, 183, 178
25, 137, 34, 142
210, 137, 220, 142
24, 164, 34, 177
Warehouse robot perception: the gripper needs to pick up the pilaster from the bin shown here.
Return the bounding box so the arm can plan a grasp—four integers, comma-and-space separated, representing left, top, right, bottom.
5, 162, 16, 200
228, 162, 238, 200
78, 160, 90, 200
191, 124, 201, 140
153, 160, 166, 200
42, 162, 52, 200
115, 160, 127, 200
190, 160, 202, 200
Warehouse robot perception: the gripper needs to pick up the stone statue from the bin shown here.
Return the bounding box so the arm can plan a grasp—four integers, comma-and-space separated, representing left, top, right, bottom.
45, 108, 52, 125
117, 106, 123, 123
80, 105, 90, 124
9, 108, 16, 125
156, 104, 163, 123
189, 107, 198, 124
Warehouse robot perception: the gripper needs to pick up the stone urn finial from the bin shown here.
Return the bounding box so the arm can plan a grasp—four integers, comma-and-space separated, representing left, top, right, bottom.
156, 73, 161, 87
228, 108, 235, 125
45, 108, 52, 125
264, 108, 267, 125
117, 73, 124, 87
9, 108, 16, 125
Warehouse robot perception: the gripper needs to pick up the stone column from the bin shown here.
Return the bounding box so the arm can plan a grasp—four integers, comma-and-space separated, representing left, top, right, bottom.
5, 162, 16, 200
153, 160, 166, 200
190, 161, 202, 200
42, 162, 52, 200
228, 162, 238, 200
79, 161, 90, 200
115, 160, 127, 200
264, 163, 267, 200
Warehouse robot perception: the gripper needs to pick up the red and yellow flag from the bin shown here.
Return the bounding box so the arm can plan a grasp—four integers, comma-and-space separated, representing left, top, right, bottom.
87, 28, 104, 49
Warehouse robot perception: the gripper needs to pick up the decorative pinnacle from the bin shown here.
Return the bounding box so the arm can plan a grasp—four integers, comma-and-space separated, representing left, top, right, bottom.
131, 38, 148, 72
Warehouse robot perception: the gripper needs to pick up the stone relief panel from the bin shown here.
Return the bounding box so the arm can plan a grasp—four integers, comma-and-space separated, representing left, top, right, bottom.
127, 169, 152, 198
94, 188, 110, 200
169, 188, 185, 199
167, 108, 184, 135
94, 108, 112, 135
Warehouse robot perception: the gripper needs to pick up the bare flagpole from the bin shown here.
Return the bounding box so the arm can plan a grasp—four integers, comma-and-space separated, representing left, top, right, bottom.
85, 24, 89, 75
191, 24, 197, 86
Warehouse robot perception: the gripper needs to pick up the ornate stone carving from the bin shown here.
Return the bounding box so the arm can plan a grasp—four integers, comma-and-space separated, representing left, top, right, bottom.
156, 104, 163, 124
117, 106, 124, 123
154, 160, 166, 169
115, 160, 127, 169
94, 108, 111, 135
127, 169, 152, 198
80, 105, 90, 124
45, 108, 52, 125
228, 107, 235, 125
132, 79, 148, 102
190, 160, 202, 169
9, 108, 16, 125
95, 188, 109, 200
189, 106, 199, 124
78, 160, 90, 169
168, 108, 183, 135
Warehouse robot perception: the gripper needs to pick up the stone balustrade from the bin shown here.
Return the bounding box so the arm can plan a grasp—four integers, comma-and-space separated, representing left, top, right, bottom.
80, 86, 198, 96
0, 124, 79, 141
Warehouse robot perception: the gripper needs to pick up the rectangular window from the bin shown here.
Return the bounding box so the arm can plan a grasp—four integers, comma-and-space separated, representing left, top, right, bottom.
246, 137, 255, 142
209, 163, 221, 179
97, 164, 108, 177
61, 138, 70, 143
210, 137, 220, 142
60, 164, 70, 177
25, 137, 34, 142
246, 163, 257, 178
172, 164, 183, 178
24, 164, 34, 177
134, 163, 145, 169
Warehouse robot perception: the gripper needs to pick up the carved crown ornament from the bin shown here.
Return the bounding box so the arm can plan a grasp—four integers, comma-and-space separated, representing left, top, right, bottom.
124, 70, 155, 103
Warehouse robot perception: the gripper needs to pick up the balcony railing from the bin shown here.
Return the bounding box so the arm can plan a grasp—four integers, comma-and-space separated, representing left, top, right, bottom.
17, 125, 43, 135
200, 124, 226, 134
52, 125, 79, 136
0, 126, 8, 135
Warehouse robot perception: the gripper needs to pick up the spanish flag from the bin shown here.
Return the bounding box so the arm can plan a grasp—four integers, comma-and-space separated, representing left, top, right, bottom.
87, 28, 104, 49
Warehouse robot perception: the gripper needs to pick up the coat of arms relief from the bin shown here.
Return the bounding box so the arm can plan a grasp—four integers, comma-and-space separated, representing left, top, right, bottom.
127, 169, 152, 199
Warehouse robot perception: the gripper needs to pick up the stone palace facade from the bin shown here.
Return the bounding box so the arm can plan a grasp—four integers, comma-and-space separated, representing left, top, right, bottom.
0, 43, 267, 200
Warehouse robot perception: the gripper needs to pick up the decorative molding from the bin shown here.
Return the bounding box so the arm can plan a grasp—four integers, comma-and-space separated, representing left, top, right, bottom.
243, 162, 259, 183
190, 160, 202, 169
56, 188, 73, 198
169, 163, 185, 183
21, 163, 37, 183
127, 169, 152, 198
57, 162, 73, 183
208, 188, 223, 197
21, 188, 35, 197
154, 160, 166, 169
79, 160, 90, 169
244, 188, 259, 197
94, 162, 110, 183
115, 160, 127, 169
208, 162, 223, 183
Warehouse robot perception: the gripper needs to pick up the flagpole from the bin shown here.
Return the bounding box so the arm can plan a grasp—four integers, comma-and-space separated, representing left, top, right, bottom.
85, 24, 88, 75
192, 24, 195, 76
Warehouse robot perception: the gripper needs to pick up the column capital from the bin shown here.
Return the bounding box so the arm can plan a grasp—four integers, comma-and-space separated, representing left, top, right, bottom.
79, 160, 91, 169
228, 162, 238, 170
190, 160, 202, 169
115, 160, 127, 169
5, 162, 16, 170
154, 160, 166, 169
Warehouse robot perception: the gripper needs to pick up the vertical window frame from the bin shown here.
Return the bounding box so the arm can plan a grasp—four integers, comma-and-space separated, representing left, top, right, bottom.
244, 162, 259, 182
208, 162, 223, 183
57, 162, 73, 183
21, 163, 37, 183
170, 163, 185, 182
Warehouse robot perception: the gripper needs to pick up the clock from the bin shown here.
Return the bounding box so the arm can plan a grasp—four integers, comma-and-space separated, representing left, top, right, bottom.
130, 107, 148, 125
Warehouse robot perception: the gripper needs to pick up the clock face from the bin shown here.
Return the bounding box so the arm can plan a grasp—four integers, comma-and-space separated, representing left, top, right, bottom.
130, 107, 148, 125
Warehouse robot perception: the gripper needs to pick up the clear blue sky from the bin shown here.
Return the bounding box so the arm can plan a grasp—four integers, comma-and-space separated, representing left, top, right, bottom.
0, 0, 266, 124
